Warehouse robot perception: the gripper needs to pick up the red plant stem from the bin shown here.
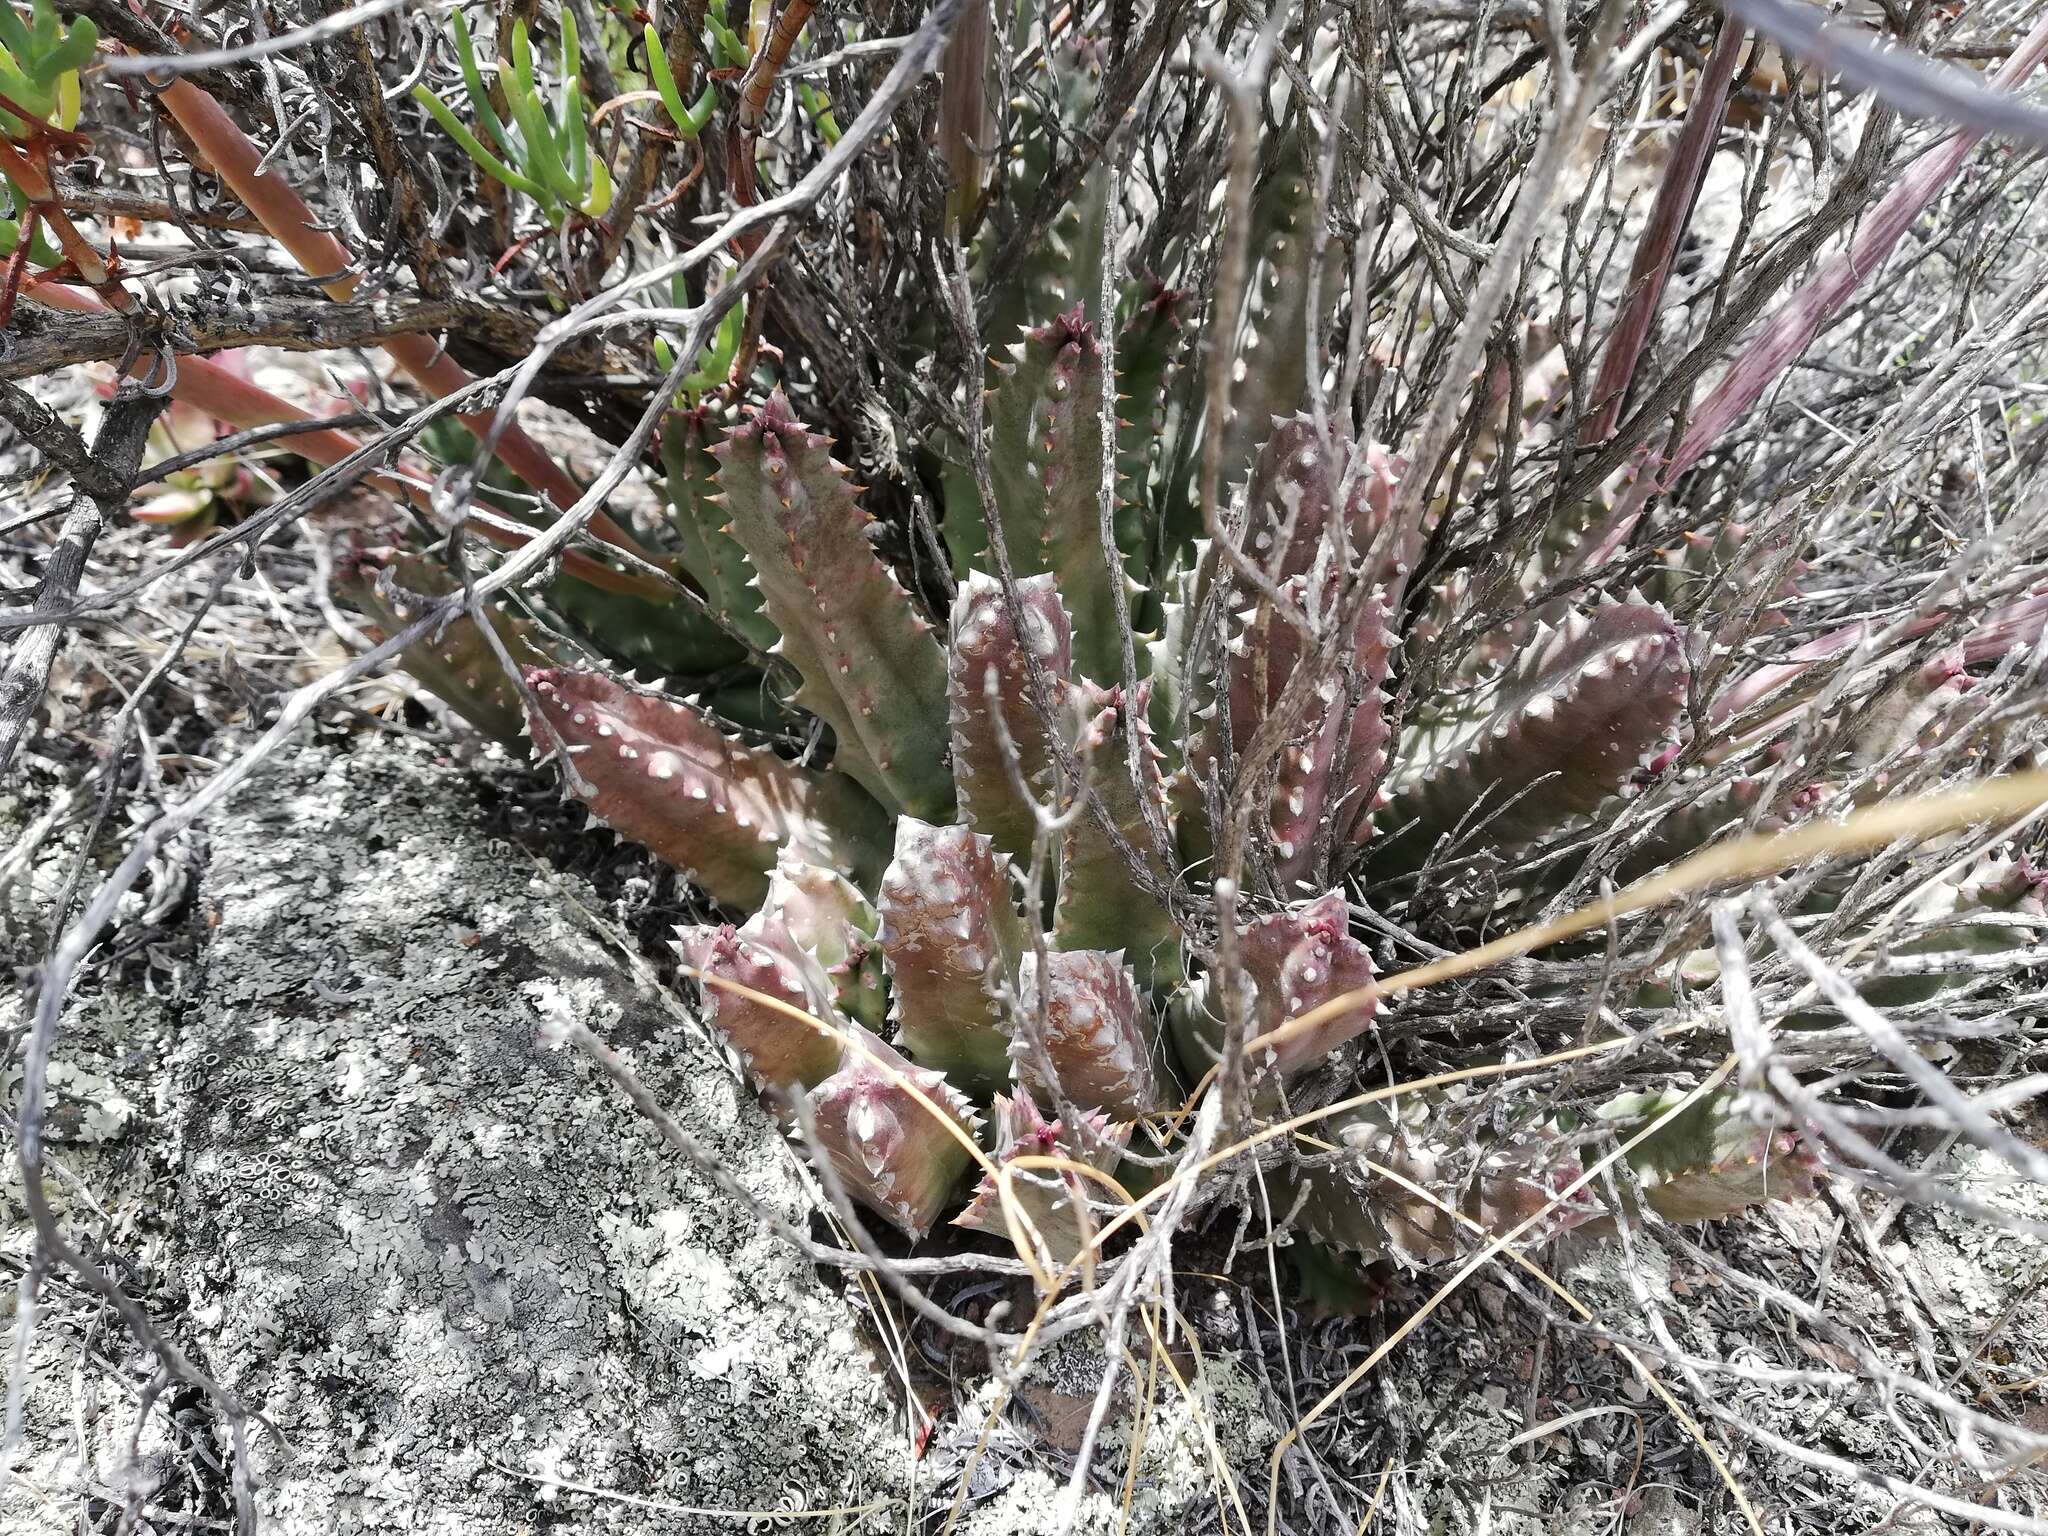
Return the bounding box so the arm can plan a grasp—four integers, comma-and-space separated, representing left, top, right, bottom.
726, 0, 815, 258
29, 284, 663, 597
737, 0, 816, 132
1708, 586, 2048, 727
0, 134, 136, 313
724, 125, 762, 256
0, 204, 36, 326
1581, 13, 1747, 445
151, 75, 650, 558
1657, 11, 2048, 489
1574, 14, 2048, 585
1962, 591, 2048, 667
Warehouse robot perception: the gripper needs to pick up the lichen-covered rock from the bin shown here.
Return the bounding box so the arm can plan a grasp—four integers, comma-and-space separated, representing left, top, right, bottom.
84, 739, 909, 1529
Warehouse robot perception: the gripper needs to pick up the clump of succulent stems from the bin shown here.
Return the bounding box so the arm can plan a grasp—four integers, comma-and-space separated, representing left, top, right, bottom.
356, 2, 2048, 1290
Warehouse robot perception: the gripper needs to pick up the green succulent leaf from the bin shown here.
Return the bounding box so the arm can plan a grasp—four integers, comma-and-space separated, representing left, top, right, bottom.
1599, 1090, 1820, 1225
0, 5, 33, 60
449, 8, 517, 162
705, 7, 748, 68
948, 571, 1073, 868
41, 12, 96, 75
660, 407, 778, 652
947, 308, 1133, 682
645, 23, 716, 137
1382, 601, 1689, 866
797, 81, 840, 144
713, 390, 954, 821
1055, 681, 1181, 988
0, 213, 61, 267
412, 84, 552, 203
338, 550, 562, 748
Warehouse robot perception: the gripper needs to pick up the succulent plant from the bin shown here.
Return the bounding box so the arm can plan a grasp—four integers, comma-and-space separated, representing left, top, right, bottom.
343, 330, 1895, 1275
0, 0, 96, 142
1012, 948, 1162, 1119
9, 6, 2048, 1526
875, 816, 1025, 1096
341, 34, 2048, 1294
523, 665, 890, 907
1379, 600, 1689, 867
1288, 1095, 1604, 1269
946, 571, 1071, 867
341, 547, 564, 749
953, 1093, 1129, 1266
674, 920, 844, 1091
712, 392, 955, 822
752, 852, 889, 1032
129, 393, 277, 548
333, 277, 1915, 1280
415, 9, 613, 226
1596, 1089, 1820, 1225
807, 1032, 980, 1241
1174, 891, 1379, 1082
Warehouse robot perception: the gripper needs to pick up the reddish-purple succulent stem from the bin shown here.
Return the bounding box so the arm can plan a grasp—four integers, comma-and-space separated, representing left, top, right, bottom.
1582, 14, 1749, 446
1659, 13, 2048, 488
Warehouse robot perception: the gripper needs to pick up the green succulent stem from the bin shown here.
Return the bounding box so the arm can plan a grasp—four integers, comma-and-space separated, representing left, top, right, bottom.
448, 6, 517, 162
644, 22, 716, 136
412, 84, 552, 204
713, 391, 954, 821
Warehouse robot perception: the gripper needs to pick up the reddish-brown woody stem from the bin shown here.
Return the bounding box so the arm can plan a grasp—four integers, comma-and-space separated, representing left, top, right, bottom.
0, 134, 135, 315
149, 73, 650, 557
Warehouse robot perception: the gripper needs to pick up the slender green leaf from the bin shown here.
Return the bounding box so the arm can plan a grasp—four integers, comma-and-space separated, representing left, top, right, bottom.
645, 23, 715, 137
564, 79, 588, 188
0, 216, 61, 267
508, 79, 581, 205
581, 137, 613, 216
0, 7, 33, 61
43, 17, 98, 76
29, 0, 58, 63
412, 84, 552, 203
449, 8, 517, 162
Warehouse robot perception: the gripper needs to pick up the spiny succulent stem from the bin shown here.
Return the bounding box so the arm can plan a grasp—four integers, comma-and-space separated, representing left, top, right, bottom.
1383, 601, 1687, 865
949, 571, 1075, 865
1056, 681, 1182, 987
801, 1030, 980, 1240
714, 390, 954, 820
878, 818, 1026, 1096
525, 667, 889, 907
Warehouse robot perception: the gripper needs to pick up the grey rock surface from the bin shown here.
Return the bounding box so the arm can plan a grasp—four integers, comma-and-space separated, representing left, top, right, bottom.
9, 737, 909, 1530
175, 738, 920, 1529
